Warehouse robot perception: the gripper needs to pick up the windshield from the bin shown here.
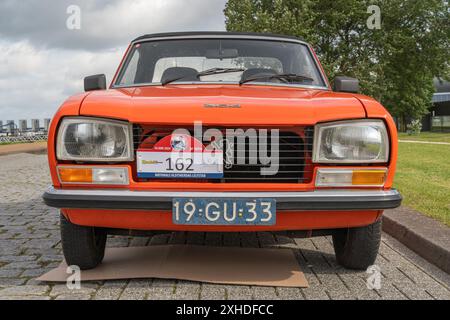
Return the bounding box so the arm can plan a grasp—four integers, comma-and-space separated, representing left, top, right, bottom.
114, 38, 326, 88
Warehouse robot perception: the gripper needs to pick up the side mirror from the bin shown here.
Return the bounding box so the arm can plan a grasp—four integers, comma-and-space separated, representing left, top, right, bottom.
334, 76, 359, 93
84, 74, 106, 92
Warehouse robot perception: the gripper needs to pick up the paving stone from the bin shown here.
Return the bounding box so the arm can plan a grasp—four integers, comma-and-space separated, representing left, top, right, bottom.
199, 284, 226, 300
22, 239, 58, 250
3, 261, 42, 270
38, 254, 63, 264
149, 233, 171, 245
49, 283, 98, 297
0, 278, 27, 288
0, 285, 50, 297
0, 234, 17, 240
173, 280, 201, 300
106, 236, 130, 248
275, 287, 304, 300
25, 248, 61, 256
129, 237, 150, 247
99, 279, 128, 288
15, 232, 51, 239
257, 232, 277, 248
20, 268, 49, 278
226, 285, 253, 300
119, 288, 147, 300
296, 239, 353, 300
7, 219, 29, 226
147, 279, 176, 300
54, 294, 92, 300
0, 295, 52, 300
252, 286, 279, 300
0, 255, 38, 263
94, 287, 123, 300
0, 269, 24, 278
0, 239, 28, 247
0, 247, 21, 256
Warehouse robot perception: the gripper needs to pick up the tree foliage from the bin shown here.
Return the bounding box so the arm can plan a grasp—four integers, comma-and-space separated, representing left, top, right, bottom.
224, 0, 450, 128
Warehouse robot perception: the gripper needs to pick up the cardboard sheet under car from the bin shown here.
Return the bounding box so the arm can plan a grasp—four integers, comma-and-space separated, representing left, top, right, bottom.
37, 245, 308, 288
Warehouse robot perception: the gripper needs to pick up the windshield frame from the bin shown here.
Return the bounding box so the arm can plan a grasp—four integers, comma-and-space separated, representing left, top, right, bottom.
111, 34, 330, 91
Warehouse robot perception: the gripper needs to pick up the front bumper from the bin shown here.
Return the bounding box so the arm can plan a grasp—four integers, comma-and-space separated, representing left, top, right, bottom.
43, 187, 402, 211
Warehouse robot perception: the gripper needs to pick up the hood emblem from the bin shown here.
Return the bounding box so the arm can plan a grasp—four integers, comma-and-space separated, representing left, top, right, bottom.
204, 103, 241, 109
171, 135, 187, 151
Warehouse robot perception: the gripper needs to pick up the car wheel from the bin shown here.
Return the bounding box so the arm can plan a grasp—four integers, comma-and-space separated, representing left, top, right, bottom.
60, 214, 107, 270
332, 219, 381, 270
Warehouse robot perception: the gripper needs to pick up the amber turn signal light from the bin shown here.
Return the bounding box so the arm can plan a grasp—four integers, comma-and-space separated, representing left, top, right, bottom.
352, 170, 387, 186
57, 166, 129, 185
58, 167, 92, 183
316, 168, 387, 187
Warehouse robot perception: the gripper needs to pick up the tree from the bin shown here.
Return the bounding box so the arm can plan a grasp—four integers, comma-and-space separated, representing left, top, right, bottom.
224, 0, 450, 130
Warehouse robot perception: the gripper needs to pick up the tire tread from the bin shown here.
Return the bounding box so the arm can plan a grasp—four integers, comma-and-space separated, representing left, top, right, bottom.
60, 214, 106, 270
332, 219, 382, 270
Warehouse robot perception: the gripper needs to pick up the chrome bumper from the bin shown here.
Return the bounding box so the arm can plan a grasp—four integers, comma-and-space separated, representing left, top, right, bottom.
43, 187, 402, 211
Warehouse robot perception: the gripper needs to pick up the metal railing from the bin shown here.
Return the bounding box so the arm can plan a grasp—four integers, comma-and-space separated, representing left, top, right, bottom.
0, 134, 47, 144
0, 119, 50, 143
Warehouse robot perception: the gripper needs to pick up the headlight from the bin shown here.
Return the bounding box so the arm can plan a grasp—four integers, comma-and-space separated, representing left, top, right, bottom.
313, 120, 389, 163
56, 117, 133, 162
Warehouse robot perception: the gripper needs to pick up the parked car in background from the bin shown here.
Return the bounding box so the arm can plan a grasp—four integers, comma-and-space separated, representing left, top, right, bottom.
43, 32, 402, 270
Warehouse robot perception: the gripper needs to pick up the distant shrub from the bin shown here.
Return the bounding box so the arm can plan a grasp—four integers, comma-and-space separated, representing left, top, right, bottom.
407, 119, 422, 135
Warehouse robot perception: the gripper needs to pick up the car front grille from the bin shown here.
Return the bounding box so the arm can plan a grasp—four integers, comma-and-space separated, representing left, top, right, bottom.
133, 125, 314, 183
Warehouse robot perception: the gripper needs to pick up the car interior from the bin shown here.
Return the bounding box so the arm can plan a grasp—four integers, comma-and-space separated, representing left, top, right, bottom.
116, 38, 324, 86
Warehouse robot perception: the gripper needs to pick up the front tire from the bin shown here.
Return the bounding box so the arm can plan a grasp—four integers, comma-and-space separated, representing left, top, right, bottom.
60, 214, 107, 270
332, 219, 382, 270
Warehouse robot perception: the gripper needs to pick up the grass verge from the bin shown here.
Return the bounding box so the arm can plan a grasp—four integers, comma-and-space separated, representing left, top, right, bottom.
395, 142, 450, 226
398, 132, 450, 143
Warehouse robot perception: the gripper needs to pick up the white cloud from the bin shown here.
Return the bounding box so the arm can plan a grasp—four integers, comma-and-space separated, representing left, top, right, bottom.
0, 0, 227, 51
0, 40, 126, 120
0, 0, 227, 121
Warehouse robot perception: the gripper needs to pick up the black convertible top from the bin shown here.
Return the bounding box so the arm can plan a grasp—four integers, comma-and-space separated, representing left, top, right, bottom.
132, 31, 305, 43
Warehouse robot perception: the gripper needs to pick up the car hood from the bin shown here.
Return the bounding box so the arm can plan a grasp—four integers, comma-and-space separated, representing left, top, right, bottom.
79, 85, 366, 125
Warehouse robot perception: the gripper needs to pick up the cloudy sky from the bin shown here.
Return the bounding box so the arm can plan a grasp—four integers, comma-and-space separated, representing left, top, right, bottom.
0, 0, 227, 122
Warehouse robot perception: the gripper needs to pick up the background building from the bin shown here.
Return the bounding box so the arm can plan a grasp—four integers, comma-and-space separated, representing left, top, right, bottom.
31, 119, 40, 132
19, 119, 27, 132
44, 118, 51, 132
422, 78, 450, 132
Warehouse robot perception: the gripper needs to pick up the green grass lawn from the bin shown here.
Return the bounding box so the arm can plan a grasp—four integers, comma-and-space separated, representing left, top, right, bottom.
0, 142, 21, 145
398, 132, 450, 143
395, 137, 450, 226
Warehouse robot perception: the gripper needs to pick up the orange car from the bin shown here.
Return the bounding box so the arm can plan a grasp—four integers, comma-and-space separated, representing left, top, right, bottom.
43, 32, 401, 270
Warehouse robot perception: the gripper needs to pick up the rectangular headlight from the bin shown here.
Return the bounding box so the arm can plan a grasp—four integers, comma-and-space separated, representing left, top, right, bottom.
313, 120, 389, 163
56, 117, 133, 162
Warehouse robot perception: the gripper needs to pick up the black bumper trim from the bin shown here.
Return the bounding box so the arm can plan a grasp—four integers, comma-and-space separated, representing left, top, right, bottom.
43, 188, 402, 211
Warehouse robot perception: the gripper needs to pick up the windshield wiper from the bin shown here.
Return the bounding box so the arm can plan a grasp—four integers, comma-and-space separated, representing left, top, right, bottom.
197, 67, 245, 77
239, 73, 314, 85
161, 67, 245, 86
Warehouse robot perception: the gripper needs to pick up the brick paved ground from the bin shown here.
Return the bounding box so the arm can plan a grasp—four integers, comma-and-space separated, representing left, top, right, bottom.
0, 153, 449, 300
